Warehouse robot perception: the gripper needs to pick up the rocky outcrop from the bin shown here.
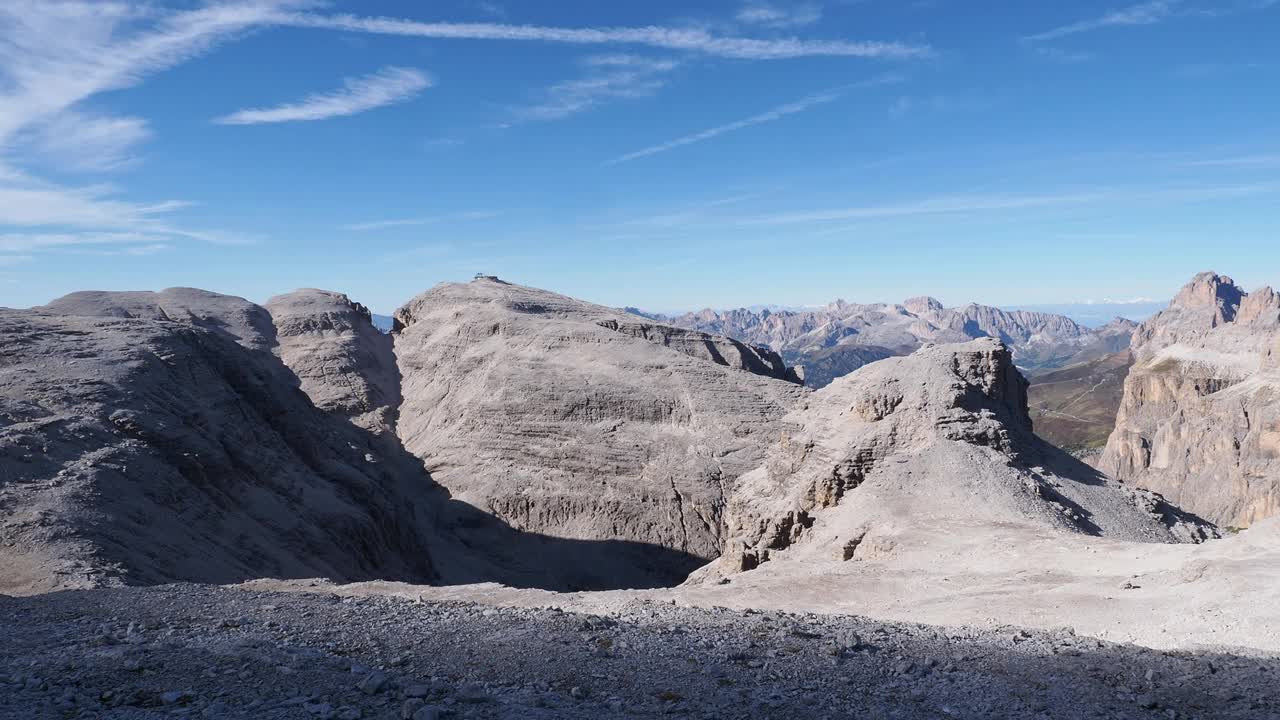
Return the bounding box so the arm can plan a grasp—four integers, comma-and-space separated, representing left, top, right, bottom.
0, 307, 440, 595
1101, 272, 1280, 528
669, 297, 1133, 388
266, 289, 401, 434
716, 339, 1212, 574
391, 278, 808, 582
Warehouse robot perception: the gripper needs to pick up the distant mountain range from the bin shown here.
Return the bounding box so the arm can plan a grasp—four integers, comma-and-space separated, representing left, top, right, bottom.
646, 296, 1138, 389
1003, 301, 1167, 327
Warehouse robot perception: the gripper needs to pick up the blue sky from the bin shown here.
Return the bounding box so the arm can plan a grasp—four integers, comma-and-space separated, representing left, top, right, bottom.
1, 0, 1278, 314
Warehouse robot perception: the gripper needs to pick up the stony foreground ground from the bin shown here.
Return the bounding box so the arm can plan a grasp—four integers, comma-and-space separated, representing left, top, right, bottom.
1, 585, 1277, 719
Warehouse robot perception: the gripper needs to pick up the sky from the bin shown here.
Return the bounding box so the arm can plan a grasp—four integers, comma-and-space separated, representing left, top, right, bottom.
1, 0, 1278, 314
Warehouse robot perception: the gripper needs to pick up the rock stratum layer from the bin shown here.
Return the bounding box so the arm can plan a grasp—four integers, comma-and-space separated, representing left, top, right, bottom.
712, 339, 1212, 575
0, 301, 440, 595
664, 298, 1136, 389
392, 279, 808, 581
1101, 272, 1280, 528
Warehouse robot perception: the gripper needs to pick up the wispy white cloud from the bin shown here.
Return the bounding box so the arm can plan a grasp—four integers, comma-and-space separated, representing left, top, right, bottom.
1182, 153, 1280, 167
609, 92, 838, 164
276, 12, 931, 60
1024, 1, 1180, 42
0, 182, 191, 230
517, 55, 680, 121
345, 211, 502, 231
0, 231, 178, 264
742, 184, 1277, 230
214, 66, 432, 125
736, 2, 824, 29
754, 192, 1108, 227
0, 1, 308, 167
0, 1, 309, 253
602, 189, 781, 229
27, 111, 153, 172
608, 75, 898, 164
0, 231, 172, 253
1024, 0, 1278, 42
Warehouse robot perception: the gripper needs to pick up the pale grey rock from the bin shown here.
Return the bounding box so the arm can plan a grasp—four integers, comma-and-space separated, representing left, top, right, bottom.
715, 339, 1212, 573
391, 278, 808, 587
265, 289, 401, 434
37, 287, 278, 352
0, 307, 440, 595
6, 583, 1277, 720
1101, 272, 1280, 527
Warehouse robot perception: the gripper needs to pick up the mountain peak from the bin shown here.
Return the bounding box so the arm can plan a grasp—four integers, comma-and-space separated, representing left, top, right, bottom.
902, 296, 944, 315
1170, 271, 1244, 317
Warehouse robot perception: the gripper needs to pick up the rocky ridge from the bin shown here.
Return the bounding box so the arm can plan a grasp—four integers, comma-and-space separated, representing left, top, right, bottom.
1101, 272, 1280, 528
0, 303, 440, 595
390, 279, 809, 584
711, 339, 1212, 574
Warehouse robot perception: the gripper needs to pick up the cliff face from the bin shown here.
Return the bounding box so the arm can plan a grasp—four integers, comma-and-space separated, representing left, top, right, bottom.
716, 339, 1211, 574
1101, 272, 1280, 528
390, 279, 808, 579
0, 305, 440, 595
265, 289, 402, 434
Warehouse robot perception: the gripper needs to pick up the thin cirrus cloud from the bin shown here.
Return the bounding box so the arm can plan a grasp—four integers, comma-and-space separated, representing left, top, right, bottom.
735, 2, 823, 29
517, 55, 680, 122
0, 1, 924, 263
0, 0, 307, 166
275, 12, 931, 60
0, 1, 311, 250
214, 67, 432, 125
1023, 0, 1279, 42
29, 112, 153, 173
607, 75, 899, 164
345, 211, 502, 232
1182, 153, 1280, 167
1023, 1, 1180, 42
737, 184, 1276, 231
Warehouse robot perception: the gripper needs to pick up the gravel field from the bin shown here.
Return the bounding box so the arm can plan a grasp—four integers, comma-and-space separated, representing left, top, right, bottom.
2, 584, 1276, 720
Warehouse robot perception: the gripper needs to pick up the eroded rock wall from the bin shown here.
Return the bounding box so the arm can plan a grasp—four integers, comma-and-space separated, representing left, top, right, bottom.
1101, 273, 1280, 528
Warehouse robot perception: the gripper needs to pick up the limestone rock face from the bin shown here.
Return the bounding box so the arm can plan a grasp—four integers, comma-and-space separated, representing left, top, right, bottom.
669, 297, 1130, 387
265, 289, 401, 434
391, 278, 809, 578
717, 339, 1212, 574
37, 287, 278, 352
1101, 272, 1280, 528
0, 308, 439, 595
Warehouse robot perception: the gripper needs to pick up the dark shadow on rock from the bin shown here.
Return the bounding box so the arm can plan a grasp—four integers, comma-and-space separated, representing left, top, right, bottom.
1015, 415, 1218, 536
430, 494, 709, 591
